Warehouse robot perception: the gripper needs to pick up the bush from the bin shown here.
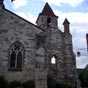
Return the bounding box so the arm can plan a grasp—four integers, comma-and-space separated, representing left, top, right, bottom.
8, 80, 35, 88
0, 76, 8, 88
47, 76, 56, 88
56, 83, 72, 88
79, 68, 88, 87
22, 80, 35, 88
47, 76, 72, 88
0, 75, 35, 88
8, 80, 22, 88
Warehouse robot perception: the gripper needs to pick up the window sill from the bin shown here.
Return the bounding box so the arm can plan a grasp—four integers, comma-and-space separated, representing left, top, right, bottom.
8, 68, 22, 71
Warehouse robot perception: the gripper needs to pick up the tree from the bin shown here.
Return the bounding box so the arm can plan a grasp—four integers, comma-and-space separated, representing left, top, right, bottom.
79, 65, 88, 87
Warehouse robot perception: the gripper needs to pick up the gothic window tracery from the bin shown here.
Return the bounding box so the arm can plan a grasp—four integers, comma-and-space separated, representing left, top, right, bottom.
9, 41, 24, 71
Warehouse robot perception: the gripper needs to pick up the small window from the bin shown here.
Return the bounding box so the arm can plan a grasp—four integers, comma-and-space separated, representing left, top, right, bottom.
51, 56, 56, 64
8, 41, 24, 71
47, 17, 51, 26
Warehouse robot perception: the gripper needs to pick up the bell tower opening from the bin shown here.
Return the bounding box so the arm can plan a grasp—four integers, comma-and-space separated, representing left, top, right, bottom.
36, 3, 58, 29
47, 17, 51, 26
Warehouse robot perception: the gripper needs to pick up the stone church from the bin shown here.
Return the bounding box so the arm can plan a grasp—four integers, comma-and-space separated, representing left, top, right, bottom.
0, 0, 79, 88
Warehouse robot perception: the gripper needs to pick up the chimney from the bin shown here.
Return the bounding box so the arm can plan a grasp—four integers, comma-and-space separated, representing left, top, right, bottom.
63, 18, 70, 33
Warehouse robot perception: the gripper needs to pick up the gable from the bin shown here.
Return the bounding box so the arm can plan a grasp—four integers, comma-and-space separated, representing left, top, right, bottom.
0, 8, 43, 34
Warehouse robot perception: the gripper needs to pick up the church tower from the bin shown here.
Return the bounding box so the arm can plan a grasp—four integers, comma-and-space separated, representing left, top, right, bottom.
36, 3, 58, 30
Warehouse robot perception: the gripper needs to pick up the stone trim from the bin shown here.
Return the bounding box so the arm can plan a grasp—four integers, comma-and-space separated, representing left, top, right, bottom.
8, 67, 22, 71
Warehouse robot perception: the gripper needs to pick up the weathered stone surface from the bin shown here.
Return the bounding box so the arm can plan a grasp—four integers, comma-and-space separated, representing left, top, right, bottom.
0, 2, 80, 88
0, 7, 42, 83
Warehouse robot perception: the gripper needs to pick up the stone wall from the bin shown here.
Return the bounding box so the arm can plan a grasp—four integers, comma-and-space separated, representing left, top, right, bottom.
35, 33, 47, 88
0, 8, 42, 82
44, 27, 79, 88
0, 5, 80, 88
44, 27, 66, 82
63, 33, 79, 87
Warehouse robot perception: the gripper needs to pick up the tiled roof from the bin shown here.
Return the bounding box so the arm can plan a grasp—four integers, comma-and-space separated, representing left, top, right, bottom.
39, 2, 58, 18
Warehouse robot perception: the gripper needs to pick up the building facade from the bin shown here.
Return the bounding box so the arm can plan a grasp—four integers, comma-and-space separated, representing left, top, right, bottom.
0, 0, 80, 88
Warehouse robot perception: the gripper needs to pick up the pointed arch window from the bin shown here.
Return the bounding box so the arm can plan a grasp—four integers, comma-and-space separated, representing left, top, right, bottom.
8, 41, 24, 71
51, 55, 56, 64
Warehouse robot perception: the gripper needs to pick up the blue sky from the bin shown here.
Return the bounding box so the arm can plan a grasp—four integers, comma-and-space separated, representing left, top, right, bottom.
4, 0, 88, 68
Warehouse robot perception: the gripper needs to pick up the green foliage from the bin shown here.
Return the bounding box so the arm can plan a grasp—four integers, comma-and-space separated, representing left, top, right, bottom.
79, 66, 88, 87
22, 80, 35, 88
0, 75, 35, 88
47, 76, 57, 88
47, 76, 72, 88
8, 80, 35, 88
8, 80, 22, 88
56, 83, 72, 88
0, 76, 8, 88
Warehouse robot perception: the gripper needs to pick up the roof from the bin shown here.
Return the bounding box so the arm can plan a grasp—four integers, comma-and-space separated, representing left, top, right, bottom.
39, 2, 58, 18
63, 18, 70, 25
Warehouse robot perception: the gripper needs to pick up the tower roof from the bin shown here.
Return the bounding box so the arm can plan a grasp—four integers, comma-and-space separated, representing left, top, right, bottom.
63, 18, 70, 25
39, 2, 58, 18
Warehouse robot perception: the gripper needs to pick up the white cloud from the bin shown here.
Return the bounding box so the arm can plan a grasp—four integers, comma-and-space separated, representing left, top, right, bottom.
16, 12, 36, 24
55, 10, 88, 24
12, 0, 27, 9
76, 56, 88, 68
54, 10, 88, 69
54, 10, 88, 51
43, 0, 84, 7
54, 10, 88, 68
